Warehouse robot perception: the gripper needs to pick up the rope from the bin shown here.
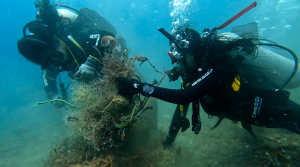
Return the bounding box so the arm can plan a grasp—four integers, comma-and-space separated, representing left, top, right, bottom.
33, 99, 80, 109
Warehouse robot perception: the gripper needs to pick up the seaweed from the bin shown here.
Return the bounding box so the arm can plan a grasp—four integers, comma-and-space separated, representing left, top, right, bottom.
42, 48, 177, 167
64, 48, 170, 151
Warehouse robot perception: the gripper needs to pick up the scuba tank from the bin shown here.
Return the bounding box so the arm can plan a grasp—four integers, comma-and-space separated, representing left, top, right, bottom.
218, 23, 300, 90
56, 5, 79, 24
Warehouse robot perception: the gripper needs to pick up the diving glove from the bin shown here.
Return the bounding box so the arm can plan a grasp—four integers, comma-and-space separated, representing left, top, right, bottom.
116, 77, 141, 97
116, 77, 155, 98
35, 0, 59, 22
75, 56, 101, 82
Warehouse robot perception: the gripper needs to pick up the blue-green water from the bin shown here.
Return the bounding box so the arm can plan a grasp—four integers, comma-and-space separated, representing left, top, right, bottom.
1, 0, 300, 166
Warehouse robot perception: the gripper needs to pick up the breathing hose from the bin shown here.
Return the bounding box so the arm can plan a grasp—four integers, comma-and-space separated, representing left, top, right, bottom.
259, 43, 298, 91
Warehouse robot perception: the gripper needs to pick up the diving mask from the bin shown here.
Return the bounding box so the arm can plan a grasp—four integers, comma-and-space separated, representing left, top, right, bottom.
167, 43, 183, 64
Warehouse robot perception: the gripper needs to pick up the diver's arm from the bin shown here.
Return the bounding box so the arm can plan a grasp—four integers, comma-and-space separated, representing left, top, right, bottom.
35, 0, 60, 37
149, 87, 200, 105
147, 68, 223, 105
117, 67, 230, 105
43, 70, 58, 100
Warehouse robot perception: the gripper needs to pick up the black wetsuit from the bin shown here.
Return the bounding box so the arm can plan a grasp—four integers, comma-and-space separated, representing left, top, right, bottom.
42, 29, 104, 100
144, 54, 300, 138
42, 7, 117, 100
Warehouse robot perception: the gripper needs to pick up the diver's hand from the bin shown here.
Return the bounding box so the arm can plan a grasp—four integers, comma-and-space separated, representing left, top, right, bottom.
116, 77, 140, 97
75, 57, 100, 82
52, 95, 64, 108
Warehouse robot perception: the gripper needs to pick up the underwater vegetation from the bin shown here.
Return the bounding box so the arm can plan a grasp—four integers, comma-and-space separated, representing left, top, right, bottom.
65, 49, 167, 151
41, 50, 177, 167
43, 133, 177, 167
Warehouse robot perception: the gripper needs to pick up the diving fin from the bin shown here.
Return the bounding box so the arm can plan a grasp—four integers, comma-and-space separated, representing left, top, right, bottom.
241, 121, 257, 139
211, 117, 224, 130
181, 118, 190, 132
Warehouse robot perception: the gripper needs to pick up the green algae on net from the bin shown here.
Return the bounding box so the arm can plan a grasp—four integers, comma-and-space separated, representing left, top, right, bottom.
41, 50, 176, 167
113, 101, 139, 129
33, 99, 80, 109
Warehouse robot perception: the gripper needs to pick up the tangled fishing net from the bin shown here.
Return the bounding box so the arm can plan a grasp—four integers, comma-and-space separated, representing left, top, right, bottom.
42, 47, 177, 167
67, 48, 168, 151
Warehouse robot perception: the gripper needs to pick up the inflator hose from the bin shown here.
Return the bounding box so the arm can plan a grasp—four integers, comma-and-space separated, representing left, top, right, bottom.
22, 21, 37, 36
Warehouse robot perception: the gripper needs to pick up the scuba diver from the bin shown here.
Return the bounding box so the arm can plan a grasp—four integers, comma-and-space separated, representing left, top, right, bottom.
17, 0, 127, 108
116, 23, 300, 148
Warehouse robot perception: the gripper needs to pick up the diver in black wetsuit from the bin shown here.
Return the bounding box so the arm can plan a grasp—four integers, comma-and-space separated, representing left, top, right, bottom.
116, 27, 300, 148
17, 0, 127, 108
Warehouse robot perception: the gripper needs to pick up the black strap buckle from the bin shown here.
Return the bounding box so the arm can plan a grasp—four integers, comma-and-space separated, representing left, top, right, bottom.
192, 100, 201, 135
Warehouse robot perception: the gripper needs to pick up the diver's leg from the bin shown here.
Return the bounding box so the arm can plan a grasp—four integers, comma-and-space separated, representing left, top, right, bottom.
264, 99, 300, 135
163, 104, 189, 148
